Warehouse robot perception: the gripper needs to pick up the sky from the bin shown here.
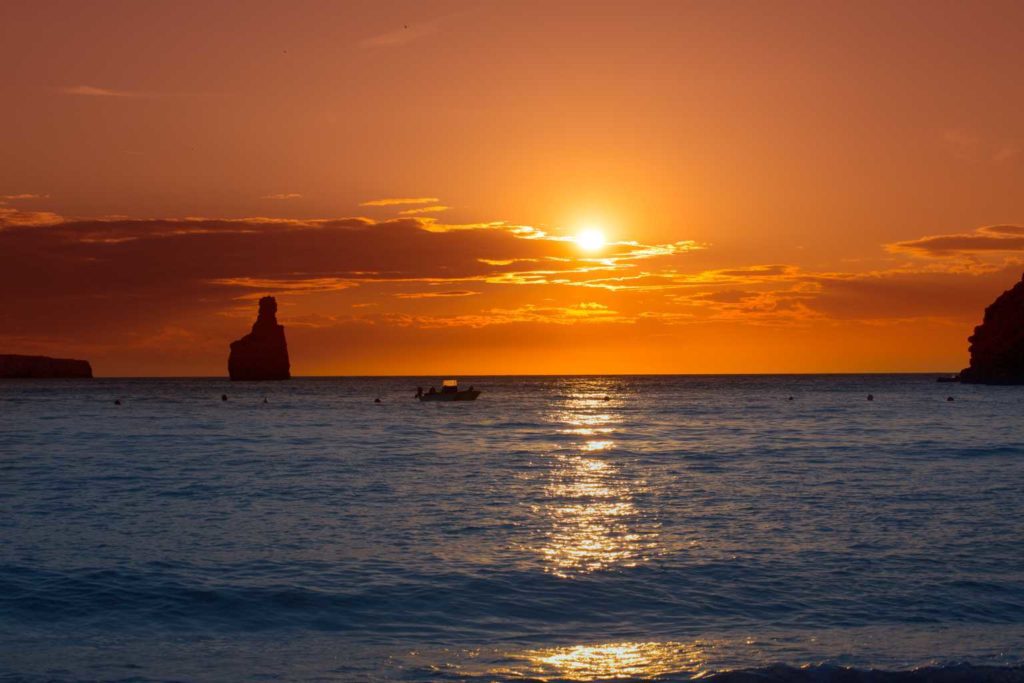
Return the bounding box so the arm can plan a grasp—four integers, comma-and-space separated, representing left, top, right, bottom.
2, 0, 1024, 376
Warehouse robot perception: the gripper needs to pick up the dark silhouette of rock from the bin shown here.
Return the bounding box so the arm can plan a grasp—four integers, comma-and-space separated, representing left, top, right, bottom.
0, 354, 92, 378
228, 296, 290, 381
960, 273, 1024, 385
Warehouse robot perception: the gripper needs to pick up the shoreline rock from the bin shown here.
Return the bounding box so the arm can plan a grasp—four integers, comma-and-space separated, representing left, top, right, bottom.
0, 354, 93, 378
960, 273, 1024, 385
228, 296, 290, 381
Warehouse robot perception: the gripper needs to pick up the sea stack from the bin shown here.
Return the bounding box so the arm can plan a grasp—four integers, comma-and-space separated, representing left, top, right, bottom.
228, 296, 291, 381
960, 273, 1024, 385
0, 354, 92, 378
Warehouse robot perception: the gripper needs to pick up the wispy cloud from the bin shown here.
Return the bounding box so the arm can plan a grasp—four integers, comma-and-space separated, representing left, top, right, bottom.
360, 20, 441, 48
993, 143, 1021, 163
209, 277, 358, 296
941, 128, 1021, 164
0, 207, 63, 228
399, 205, 449, 215
60, 85, 142, 97
889, 225, 1024, 257
361, 196, 439, 207
377, 302, 629, 329
261, 193, 303, 200
395, 290, 479, 299
1, 193, 48, 201
58, 85, 214, 98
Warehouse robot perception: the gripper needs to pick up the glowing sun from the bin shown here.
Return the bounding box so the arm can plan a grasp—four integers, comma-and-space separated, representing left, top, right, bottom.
576, 227, 607, 251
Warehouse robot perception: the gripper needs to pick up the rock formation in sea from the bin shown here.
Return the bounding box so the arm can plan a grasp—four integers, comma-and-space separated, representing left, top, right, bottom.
0, 354, 93, 378
960, 273, 1024, 385
228, 296, 291, 380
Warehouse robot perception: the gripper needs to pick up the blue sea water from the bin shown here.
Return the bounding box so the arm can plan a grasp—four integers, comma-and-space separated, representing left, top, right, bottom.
1, 375, 1024, 682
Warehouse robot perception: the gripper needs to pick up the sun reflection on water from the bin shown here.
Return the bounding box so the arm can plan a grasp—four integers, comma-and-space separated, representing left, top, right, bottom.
497, 641, 711, 681
536, 392, 660, 577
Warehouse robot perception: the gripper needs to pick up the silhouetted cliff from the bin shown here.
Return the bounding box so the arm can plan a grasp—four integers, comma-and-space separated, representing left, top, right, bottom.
960, 273, 1024, 385
228, 296, 290, 380
0, 354, 92, 378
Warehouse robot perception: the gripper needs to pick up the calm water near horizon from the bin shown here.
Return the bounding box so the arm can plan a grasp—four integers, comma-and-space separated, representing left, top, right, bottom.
2, 375, 1024, 681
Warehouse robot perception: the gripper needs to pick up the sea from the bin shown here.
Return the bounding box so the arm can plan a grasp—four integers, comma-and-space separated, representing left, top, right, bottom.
1, 375, 1023, 682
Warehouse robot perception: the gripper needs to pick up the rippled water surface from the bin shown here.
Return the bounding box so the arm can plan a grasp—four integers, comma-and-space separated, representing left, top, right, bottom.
2, 375, 1024, 681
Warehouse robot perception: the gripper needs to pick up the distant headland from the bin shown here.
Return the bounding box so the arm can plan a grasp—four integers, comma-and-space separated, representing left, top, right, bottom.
0, 354, 92, 379
960, 273, 1024, 385
228, 296, 291, 381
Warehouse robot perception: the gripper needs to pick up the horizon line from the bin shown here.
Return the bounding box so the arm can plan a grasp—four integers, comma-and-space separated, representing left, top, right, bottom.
37, 371, 963, 380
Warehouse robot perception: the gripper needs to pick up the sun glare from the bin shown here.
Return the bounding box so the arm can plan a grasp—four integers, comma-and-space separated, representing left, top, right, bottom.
576, 228, 606, 252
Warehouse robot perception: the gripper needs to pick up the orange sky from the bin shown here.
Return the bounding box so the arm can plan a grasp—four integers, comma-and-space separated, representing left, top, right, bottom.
2, 0, 1024, 376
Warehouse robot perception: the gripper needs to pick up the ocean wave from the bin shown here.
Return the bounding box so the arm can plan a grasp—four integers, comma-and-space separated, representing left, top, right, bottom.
3, 663, 1024, 683
4, 560, 1024, 638
473, 663, 1024, 682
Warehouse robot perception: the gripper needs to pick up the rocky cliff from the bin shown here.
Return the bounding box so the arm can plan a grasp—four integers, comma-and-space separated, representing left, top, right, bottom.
228, 296, 291, 380
0, 354, 93, 378
960, 273, 1024, 385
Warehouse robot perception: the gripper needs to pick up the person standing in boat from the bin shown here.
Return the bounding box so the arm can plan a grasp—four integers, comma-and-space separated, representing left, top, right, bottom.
415, 387, 423, 399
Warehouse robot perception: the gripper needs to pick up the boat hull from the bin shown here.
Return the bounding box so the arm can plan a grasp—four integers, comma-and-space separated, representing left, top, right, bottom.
419, 390, 481, 402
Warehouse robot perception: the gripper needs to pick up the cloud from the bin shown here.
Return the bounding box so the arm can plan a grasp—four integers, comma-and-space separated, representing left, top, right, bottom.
3, 209, 1019, 375
0, 211, 711, 355
360, 18, 444, 48
378, 302, 628, 329
399, 205, 449, 215
60, 85, 141, 97
889, 225, 1024, 256
261, 193, 302, 200
395, 290, 479, 299
714, 264, 796, 278
993, 144, 1021, 163
208, 277, 359, 296
941, 128, 1021, 164
0, 207, 63, 228
58, 85, 213, 98
803, 266, 1022, 321
691, 289, 758, 304
671, 285, 821, 326
361, 197, 440, 207
1, 193, 48, 201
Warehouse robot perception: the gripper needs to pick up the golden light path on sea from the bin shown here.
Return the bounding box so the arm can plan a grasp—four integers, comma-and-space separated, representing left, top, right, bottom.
537, 393, 660, 578
492, 641, 713, 681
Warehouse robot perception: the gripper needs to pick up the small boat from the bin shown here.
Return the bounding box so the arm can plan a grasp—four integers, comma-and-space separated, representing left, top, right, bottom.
418, 379, 481, 402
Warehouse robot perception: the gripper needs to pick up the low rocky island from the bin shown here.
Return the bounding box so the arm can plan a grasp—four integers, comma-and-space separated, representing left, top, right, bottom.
960, 273, 1024, 385
228, 296, 291, 381
0, 354, 93, 378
